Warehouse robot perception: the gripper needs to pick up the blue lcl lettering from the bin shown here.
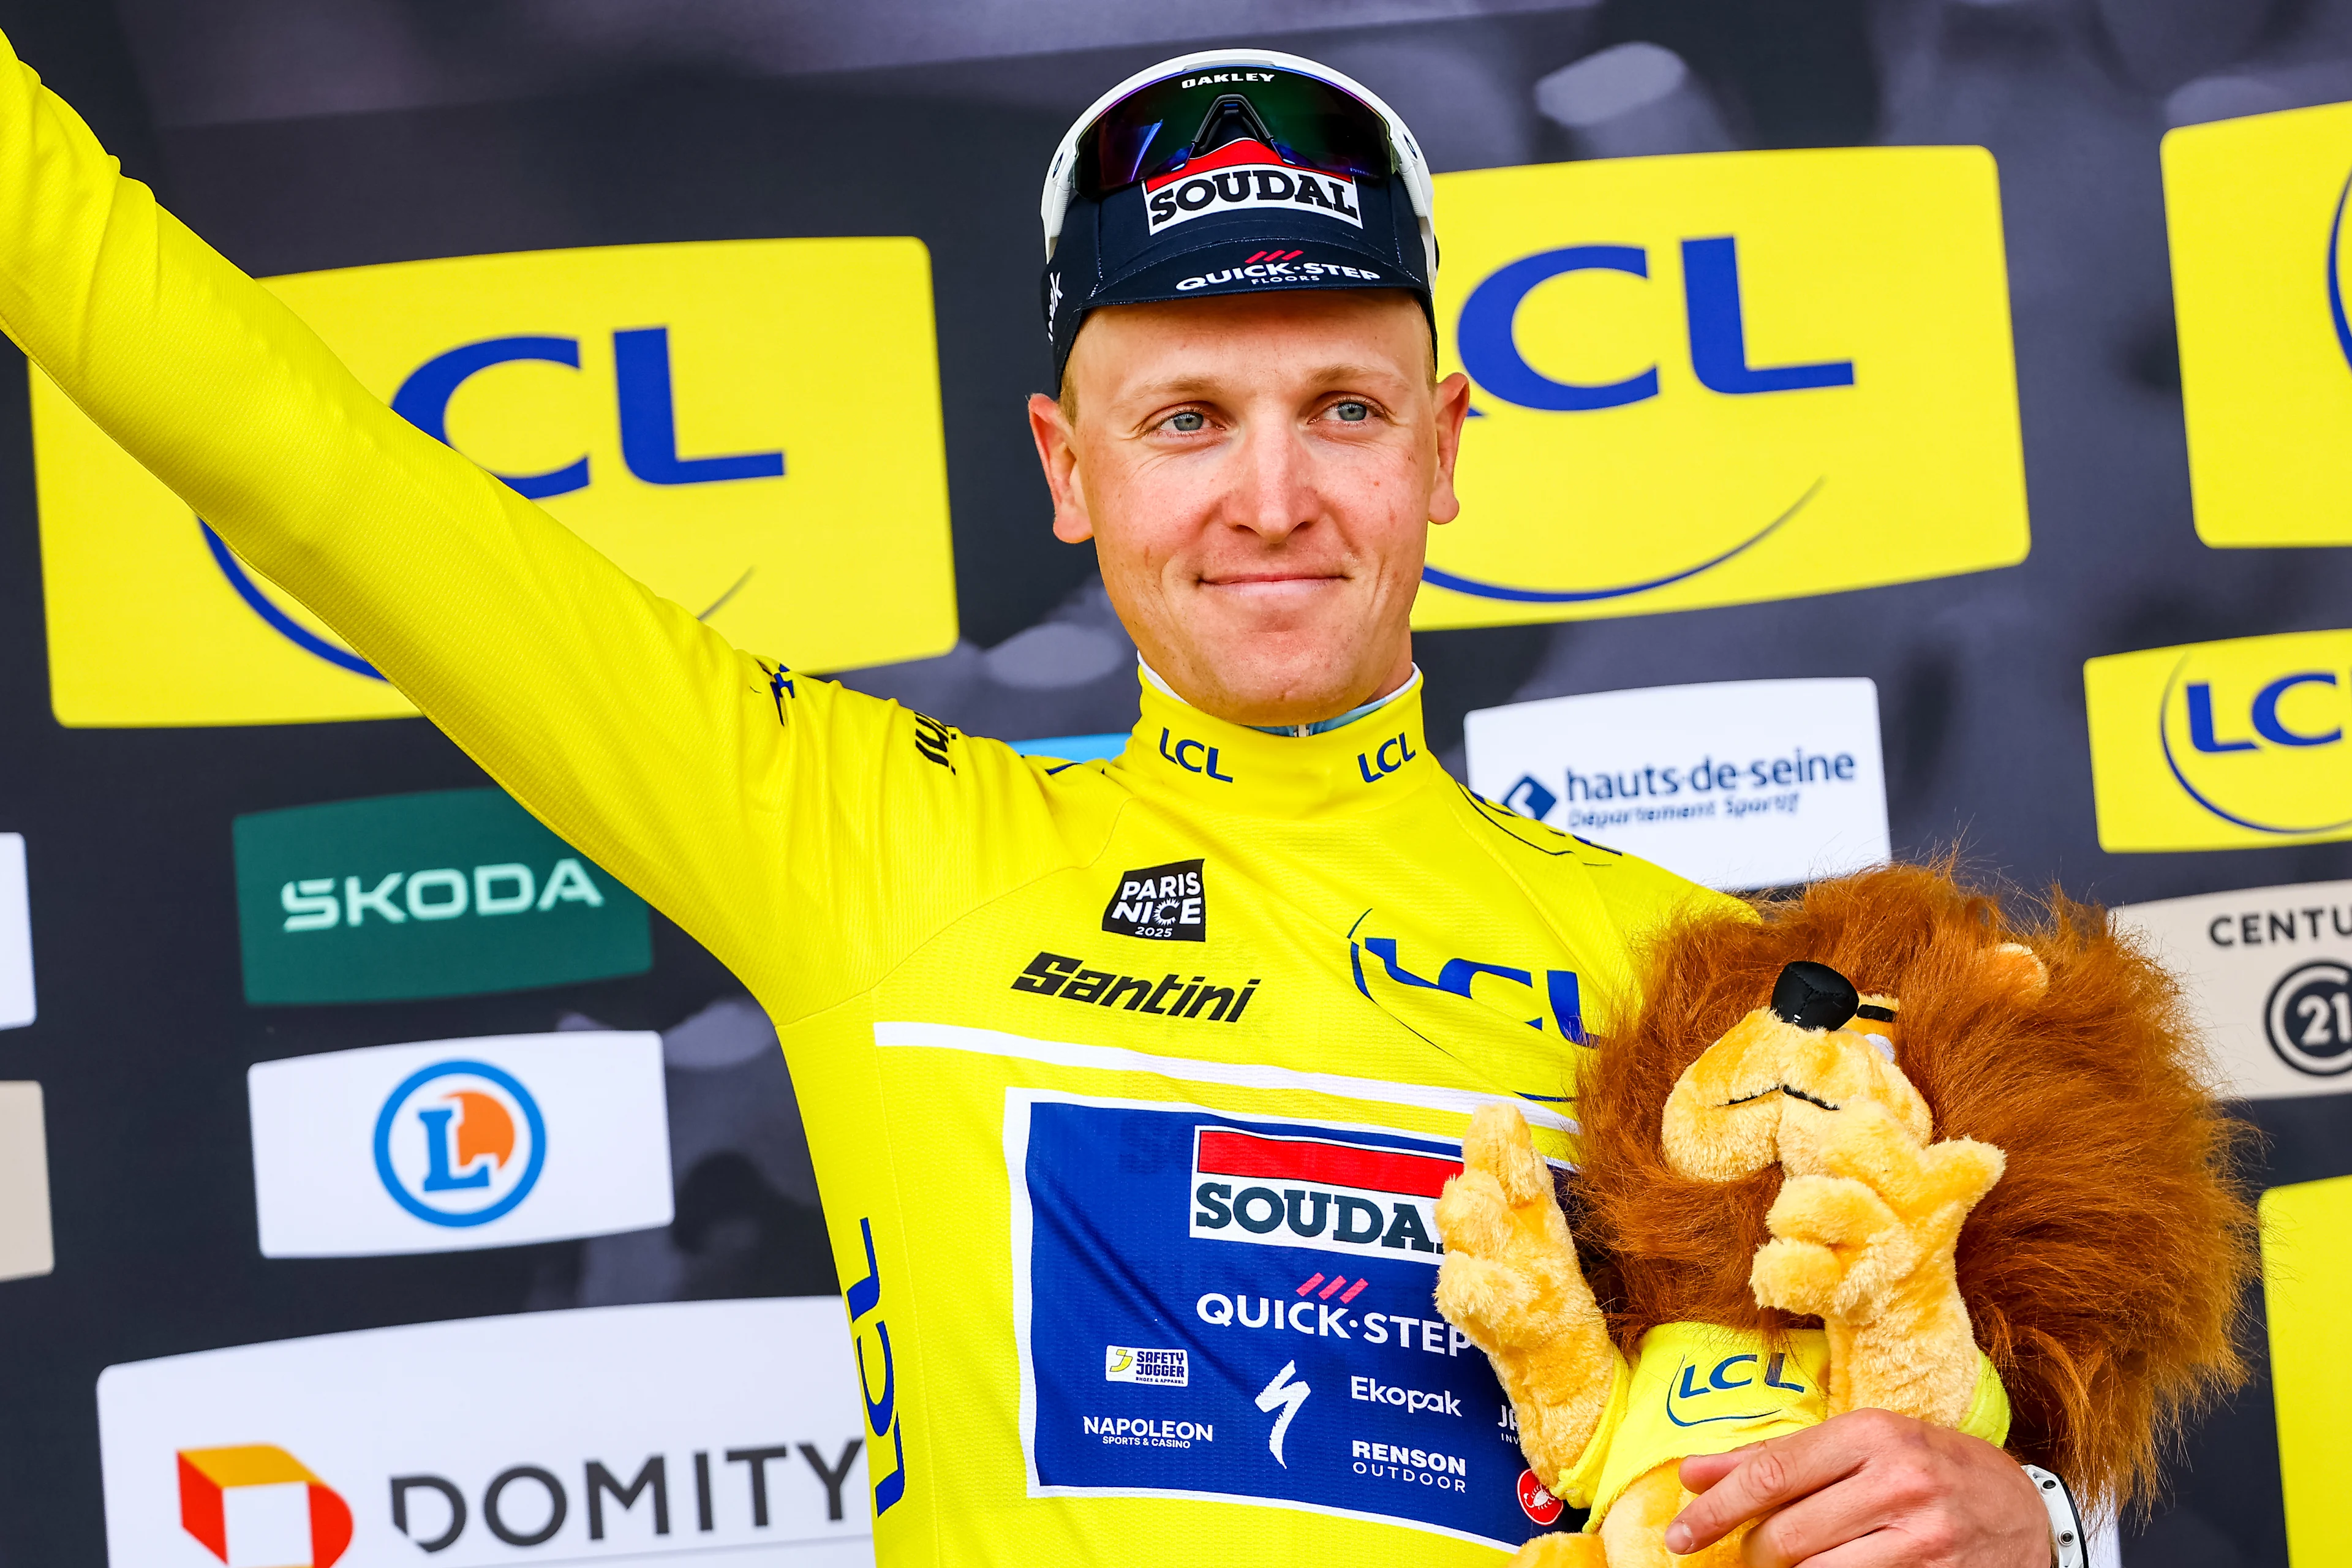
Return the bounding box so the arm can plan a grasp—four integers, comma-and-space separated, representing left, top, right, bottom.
393, 336, 592, 499
845, 1216, 908, 1517
1682, 237, 1855, 396
2186, 682, 2258, 753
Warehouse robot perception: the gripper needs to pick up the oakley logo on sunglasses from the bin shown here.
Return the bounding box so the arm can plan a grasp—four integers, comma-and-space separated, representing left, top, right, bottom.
1179, 72, 1278, 89
1144, 140, 1363, 235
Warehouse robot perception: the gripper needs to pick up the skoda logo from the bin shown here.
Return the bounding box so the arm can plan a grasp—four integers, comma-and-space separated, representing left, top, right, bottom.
372, 1060, 548, 1226
2266, 960, 2352, 1077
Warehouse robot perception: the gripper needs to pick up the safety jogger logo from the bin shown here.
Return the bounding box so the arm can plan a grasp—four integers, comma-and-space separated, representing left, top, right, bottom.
1009, 1094, 1553, 1549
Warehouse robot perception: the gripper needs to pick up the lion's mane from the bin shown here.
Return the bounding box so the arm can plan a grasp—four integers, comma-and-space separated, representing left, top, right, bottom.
1566, 862, 2254, 1514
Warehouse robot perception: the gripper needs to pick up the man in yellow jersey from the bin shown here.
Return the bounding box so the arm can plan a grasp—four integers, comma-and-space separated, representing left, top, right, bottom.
0, 30, 2057, 1566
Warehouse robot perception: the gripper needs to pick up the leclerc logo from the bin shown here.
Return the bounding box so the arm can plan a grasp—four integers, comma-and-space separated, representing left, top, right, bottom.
232, 787, 649, 1004
33, 237, 956, 726
248, 1032, 670, 1257
374, 1061, 545, 1227
176, 1446, 350, 1568
2086, 630, 2352, 851
2162, 99, 2352, 546
1418, 147, 2026, 630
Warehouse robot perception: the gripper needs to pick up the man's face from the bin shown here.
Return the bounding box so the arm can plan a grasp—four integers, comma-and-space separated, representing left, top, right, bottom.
1028, 290, 1472, 728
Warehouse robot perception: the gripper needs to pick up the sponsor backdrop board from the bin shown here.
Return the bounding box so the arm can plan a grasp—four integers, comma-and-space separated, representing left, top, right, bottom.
2256, 1175, 2352, 1568
1419, 147, 2026, 628
96, 1299, 873, 1567
0, 1082, 51, 1283
0, 832, 29, 1029
249, 1032, 673, 1257
1462, 679, 1890, 891
35, 239, 957, 727
2163, 100, 2352, 548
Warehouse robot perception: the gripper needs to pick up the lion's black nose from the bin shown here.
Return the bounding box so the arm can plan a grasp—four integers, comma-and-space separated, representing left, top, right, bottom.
1771, 960, 1859, 1032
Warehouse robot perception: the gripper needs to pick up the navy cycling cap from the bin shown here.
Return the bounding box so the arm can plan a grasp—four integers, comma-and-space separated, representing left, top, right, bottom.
1039, 50, 1439, 389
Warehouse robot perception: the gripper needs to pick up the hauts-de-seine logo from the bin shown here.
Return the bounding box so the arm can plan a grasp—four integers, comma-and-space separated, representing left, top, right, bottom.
1417, 146, 2026, 630
2162, 99, 2352, 547
33, 238, 957, 727
2086, 629, 2352, 852
177, 1445, 352, 1568
374, 1060, 546, 1227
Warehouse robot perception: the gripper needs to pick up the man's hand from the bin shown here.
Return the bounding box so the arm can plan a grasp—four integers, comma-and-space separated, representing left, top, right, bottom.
1665, 1409, 2052, 1567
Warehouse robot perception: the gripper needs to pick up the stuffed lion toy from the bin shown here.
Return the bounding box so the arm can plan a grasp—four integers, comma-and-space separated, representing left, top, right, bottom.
1436, 864, 2252, 1566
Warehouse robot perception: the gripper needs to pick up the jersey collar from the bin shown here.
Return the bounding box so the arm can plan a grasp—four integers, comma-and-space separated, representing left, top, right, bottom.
1117, 668, 1439, 818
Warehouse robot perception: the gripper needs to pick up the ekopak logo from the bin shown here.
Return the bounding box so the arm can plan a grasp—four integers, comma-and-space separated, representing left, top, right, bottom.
177, 1445, 351, 1568
34, 238, 957, 728
2086, 630, 2352, 851
1417, 146, 2026, 630
373, 1060, 546, 1227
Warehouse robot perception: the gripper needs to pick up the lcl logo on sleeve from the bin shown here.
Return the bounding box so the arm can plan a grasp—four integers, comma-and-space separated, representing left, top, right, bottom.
2162, 100, 2352, 546
98, 1300, 871, 1566
34, 236, 957, 727
0, 834, 30, 1029
232, 787, 649, 1004
1464, 677, 1890, 891
247, 1032, 671, 1257
2084, 629, 2352, 851
1418, 146, 2026, 628
2111, 879, 2352, 1100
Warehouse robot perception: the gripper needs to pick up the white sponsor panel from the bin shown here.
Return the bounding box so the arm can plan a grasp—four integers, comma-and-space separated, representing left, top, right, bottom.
2109, 880, 2352, 1100
0, 1082, 51, 1281
0, 833, 32, 1028
98, 1299, 874, 1568
1465, 679, 1891, 891
248, 1032, 671, 1257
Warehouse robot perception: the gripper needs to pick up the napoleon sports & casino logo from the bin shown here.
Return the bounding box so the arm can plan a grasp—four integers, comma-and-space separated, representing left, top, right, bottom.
1416, 145, 2026, 631
2086, 629, 2352, 852
2162, 98, 2352, 548
32, 238, 957, 727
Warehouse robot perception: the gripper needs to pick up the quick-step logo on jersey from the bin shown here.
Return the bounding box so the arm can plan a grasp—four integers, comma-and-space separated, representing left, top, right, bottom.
1102, 860, 1207, 941
1145, 140, 1363, 235
1419, 146, 2025, 630
2162, 99, 2352, 546
2085, 628, 2352, 851
233, 787, 650, 1004
176, 1446, 352, 1568
1011, 1094, 1544, 1549
35, 238, 956, 726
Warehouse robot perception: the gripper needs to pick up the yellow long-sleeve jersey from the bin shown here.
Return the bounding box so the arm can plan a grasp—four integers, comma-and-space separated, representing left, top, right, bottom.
0, 32, 1738, 1562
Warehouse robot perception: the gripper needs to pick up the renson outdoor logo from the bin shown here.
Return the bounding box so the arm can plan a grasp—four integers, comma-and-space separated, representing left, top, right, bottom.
177, 1445, 352, 1568
2156, 646, 2352, 836
374, 1060, 546, 1228
1436, 235, 1849, 605
208, 325, 782, 679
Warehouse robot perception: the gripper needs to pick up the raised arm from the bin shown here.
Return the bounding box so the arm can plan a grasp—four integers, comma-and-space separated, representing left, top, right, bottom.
0, 32, 1049, 1014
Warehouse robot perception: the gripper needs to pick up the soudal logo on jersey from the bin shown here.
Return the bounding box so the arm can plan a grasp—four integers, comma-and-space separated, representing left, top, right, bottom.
1102, 859, 1207, 941
1145, 140, 1364, 235
1189, 1128, 1453, 1259
1010, 951, 1260, 1023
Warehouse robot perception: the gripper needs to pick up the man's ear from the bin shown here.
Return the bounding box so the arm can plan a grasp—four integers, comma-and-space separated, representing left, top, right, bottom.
1027, 391, 1095, 544
1426, 371, 1472, 527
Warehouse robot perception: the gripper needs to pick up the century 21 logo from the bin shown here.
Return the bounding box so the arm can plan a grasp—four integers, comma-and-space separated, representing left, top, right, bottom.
2086, 630, 2352, 851
1419, 147, 2027, 629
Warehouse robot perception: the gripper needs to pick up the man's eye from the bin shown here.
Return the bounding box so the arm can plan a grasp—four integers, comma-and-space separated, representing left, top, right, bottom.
1331, 401, 1371, 423
1164, 410, 1207, 434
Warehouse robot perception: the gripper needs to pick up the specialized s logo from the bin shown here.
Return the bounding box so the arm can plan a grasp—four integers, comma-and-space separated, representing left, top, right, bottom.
178, 1446, 352, 1568
1102, 859, 1206, 941
1145, 139, 1363, 235
2085, 629, 2352, 851
373, 1060, 547, 1227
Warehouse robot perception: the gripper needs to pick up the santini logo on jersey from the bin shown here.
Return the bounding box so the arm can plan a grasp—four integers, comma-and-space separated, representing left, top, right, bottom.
1011, 951, 1259, 1022
1102, 859, 1206, 941
1145, 140, 1363, 235
1189, 1128, 1453, 1260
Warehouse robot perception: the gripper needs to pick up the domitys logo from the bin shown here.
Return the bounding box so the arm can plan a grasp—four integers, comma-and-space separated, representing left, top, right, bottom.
176, 1446, 350, 1568
1420, 146, 2026, 628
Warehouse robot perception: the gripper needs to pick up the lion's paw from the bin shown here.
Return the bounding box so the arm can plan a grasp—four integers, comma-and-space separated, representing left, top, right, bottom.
1754, 1174, 1913, 1318
1510, 1531, 1608, 1567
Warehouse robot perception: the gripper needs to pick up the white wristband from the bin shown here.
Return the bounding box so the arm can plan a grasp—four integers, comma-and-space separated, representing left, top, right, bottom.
2022, 1464, 2084, 1568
